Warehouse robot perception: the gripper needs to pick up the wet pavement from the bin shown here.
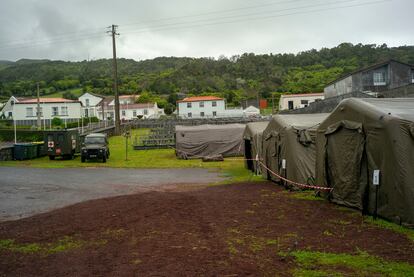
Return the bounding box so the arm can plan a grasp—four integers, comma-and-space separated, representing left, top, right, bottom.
0, 167, 225, 221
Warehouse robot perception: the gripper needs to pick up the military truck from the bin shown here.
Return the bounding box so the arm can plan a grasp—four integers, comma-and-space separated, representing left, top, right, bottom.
44, 129, 80, 160
81, 133, 110, 163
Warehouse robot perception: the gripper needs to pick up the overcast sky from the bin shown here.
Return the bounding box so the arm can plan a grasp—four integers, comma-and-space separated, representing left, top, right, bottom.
0, 0, 412, 61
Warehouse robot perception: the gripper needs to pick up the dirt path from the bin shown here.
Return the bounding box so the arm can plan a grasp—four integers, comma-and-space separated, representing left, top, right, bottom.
0, 182, 413, 276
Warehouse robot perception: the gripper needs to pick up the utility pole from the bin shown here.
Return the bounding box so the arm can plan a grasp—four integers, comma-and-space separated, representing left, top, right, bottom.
36, 83, 41, 130
108, 24, 120, 135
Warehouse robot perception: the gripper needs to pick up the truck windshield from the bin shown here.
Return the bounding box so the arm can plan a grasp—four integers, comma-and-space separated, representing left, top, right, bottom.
85, 137, 105, 144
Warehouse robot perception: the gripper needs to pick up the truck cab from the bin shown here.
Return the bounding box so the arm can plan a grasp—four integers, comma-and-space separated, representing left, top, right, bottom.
81, 133, 110, 163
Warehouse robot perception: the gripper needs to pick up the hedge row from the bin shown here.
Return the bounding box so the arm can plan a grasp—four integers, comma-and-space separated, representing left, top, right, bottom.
0, 129, 44, 142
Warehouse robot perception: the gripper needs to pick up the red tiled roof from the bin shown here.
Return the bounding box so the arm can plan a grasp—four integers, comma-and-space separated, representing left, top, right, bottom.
16, 98, 80, 104
177, 96, 224, 103
280, 93, 324, 97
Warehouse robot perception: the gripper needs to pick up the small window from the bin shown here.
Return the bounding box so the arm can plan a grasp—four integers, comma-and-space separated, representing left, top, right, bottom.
200, 112, 205, 117
26, 107, 33, 117
187, 112, 192, 118
121, 110, 126, 116
412, 70, 414, 83
199, 101, 204, 108
52, 107, 59, 116
212, 101, 217, 107
8, 112, 12, 118
48, 134, 54, 142
144, 109, 148, 115
133, 110, 137, 117
187, 102, 192, 108
85, 99, 90, 106
373, 72, 386, 86
61, 107, 68, 116
58, 134, 64, 142
301, 100, 309, 105
212, 111, 217, 117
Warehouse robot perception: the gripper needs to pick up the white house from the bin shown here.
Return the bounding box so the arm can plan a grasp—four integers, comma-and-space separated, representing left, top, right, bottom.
177, 96, 227, 118
78, 92, 104, 118
98, 102, 164, 120
177, 96, 262, 119
278, 93, 324, 111
108, 95, 139, 106
1, 96, 82, 126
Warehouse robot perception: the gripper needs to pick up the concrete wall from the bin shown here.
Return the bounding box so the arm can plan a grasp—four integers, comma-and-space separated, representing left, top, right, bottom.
279, 94, 324, 110
279, 91, 374, 114
378, 83, 414, 98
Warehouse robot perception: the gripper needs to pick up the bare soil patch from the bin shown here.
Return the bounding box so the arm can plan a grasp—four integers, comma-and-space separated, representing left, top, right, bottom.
0, 182, 413, 276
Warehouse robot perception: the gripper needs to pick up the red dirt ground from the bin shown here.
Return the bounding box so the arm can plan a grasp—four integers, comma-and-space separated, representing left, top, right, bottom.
0, 182, 413, 276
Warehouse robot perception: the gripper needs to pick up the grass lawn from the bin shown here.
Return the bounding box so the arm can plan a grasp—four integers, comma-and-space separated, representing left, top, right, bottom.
0, 128, 263, 184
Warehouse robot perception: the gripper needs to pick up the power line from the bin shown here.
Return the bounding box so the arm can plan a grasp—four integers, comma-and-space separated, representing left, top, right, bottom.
122, 0, 389, 35
0, 0, 390, 51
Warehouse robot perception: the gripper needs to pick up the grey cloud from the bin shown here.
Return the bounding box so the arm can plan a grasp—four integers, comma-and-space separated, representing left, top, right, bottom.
0, 0, 413, 61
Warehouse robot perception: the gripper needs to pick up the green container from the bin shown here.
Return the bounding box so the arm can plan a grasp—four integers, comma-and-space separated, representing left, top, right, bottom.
14, 143, 38, 160
33, 142, 46, 157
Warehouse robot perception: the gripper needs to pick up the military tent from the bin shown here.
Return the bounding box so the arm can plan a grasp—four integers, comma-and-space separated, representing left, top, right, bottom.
316, 98, 414, 226
243, 121, 269, 173
262, 113, 329, 187
175, 124, 245, 159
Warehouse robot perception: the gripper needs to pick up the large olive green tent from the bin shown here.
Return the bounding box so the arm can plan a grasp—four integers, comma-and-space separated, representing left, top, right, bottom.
243, 121, 269, 174
175, 124, 245, 159
262, 113, 329, 187
316, 98, 414, 226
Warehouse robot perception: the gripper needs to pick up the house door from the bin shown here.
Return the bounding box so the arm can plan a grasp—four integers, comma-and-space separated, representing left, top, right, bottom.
288, 101, 294, 110
325, 125, 366, 210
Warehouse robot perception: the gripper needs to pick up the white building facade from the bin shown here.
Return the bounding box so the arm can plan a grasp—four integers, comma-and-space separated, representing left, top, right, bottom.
98, 102, 164, 120
78, 92, 104, 118
177, 96, 227, 118
278, 93, 324, 111
1, 96, 82, 126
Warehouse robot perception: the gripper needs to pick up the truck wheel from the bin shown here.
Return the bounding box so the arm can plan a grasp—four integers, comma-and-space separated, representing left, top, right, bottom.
81, 156, 85, 163
102, 156, 107, 163
49, 156, 55, 160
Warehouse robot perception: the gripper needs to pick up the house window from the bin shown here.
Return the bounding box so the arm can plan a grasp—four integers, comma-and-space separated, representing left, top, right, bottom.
61, 107, 68, 116
187, 102, 192, 108
121, 110, 126, 116
288, 101, 294, 110
199, 101, 204, 108
85, 99, 90, 107
8, 112, 12, 118
412, 70, 414, 83
200, 112, 205, 117
26, 107, 34, 117
144, 109, 148, 115
52, 107, 59, 116
373, 72, 386, 86
212, 111, 217, 117
212, 101, 217, 107
133, 110, 137, 117
301, 100, 309, 105
187, 112, 192, 118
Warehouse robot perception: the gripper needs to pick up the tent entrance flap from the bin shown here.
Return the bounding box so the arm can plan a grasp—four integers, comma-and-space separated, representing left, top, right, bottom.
326, 125, 366, 210
244, 139, 254, 170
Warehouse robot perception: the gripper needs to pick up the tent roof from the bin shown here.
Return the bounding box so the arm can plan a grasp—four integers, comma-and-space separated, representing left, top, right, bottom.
176, 123, 245, 132
244, 121, 269, 139
346, 98, 414, 122
270, 113, 330, 130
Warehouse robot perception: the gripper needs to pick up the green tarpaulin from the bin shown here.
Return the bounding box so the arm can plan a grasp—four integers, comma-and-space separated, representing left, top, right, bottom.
175, 124, 245, 159
316, 98, 414, 226
262, 113, 329, 187
243, 121, 269, 174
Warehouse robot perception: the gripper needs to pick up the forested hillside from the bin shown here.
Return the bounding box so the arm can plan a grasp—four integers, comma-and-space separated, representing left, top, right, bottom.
1, 43, 414, 107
